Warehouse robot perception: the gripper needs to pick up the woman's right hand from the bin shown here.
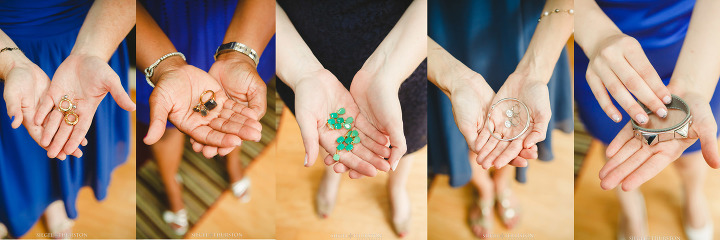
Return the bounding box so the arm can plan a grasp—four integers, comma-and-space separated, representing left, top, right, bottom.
293, 69, 392, 178
143, 58, 262, 150
585, 33, 672, 124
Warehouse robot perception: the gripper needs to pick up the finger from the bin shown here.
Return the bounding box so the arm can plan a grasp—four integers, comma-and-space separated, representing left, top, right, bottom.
473, 121, 493, 154
63, 112, 92, 155
348, 170, 364, 179
56, 153, 66, 161
597, 66, 649, 124
357, 130, 391, 159
355, 116, 389, 146
600, 146, 651, 190
218, 147, 235, 156
586, 68, 622, 122
518, 145, 538, 160
189, 125, 242, 147
351, 145, 391, 172
697, 118, 720, 168
296, 111, 320, 167
600, 136, 641, 179
619, 154, 673, 191
34, 94, 55, 126
337, 152, 377, 177
70, 148, 83, 158
609, 59, 667, 118
81, 138, 88, 146
47, 123, 73, 159
485, 141, 509, 169
387, 127, 407, 172
4, 92, 23, 129
40, 110, 64, 147
190, 139, 203, 153
524, 112, 551, 149
219, 106, 263, 129
478, 135, 499, 169
209, 117, 262, 142
224, 101, 261, 121
508, 157, 528, 168
606, 123, 635, 158
144, 100, 170, 145
202, 145, 219, 159
624, 44, 671, 104
493, 140, 525, 168
332, 162, 349, 173
105, 70, 136, 111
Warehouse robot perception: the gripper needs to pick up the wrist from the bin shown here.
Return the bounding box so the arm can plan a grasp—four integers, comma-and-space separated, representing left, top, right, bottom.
215, 51, 256, 66
668, 78, 714, 103
151, 56, 188, 86
513, 58, 551, 85
0, 50, 31, 80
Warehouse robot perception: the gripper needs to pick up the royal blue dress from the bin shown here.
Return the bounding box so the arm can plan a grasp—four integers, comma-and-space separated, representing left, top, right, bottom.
137, 0, 276, 127
428, 0, 573, 186
575, 0, 720, 152
0, 0, 130, 236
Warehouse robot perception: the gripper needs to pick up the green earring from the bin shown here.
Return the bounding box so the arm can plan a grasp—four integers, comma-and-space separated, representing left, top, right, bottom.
327, 107, 359, 162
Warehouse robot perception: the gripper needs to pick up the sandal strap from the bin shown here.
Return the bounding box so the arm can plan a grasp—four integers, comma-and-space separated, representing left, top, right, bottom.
163, 209, 188, 227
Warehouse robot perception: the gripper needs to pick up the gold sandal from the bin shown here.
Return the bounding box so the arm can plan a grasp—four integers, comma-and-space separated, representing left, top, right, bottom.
496, 188, 520, 229
469, 197, 494, 239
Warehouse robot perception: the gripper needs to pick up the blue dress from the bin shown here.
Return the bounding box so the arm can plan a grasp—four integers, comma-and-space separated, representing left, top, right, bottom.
575, 0, 720, 152
0, 0, 130, 236
428, 0, 573, 186
137, 0, 276, 127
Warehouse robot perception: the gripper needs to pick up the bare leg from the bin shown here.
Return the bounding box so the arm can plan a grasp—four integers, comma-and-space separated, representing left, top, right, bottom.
151, 128, 185, 213
468, 151, 494, 238
673, 151, 710, 230
492, 165, 520, 229
316, 152, 341, 218
44, 200, 73, 238
388, 153, 413, 237
226, 147, 245, 184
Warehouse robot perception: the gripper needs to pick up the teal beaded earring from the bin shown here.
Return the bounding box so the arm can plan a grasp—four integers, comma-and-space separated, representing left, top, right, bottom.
327, 108, 358, 161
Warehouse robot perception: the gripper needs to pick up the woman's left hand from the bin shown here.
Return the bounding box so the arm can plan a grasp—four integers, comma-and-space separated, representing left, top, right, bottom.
599, 85, 720, 191
33, 53, 136, 159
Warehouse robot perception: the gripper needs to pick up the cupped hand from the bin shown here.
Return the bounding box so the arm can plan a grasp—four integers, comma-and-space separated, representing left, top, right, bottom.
444, 71, 538, 168
3, 58, 85, 159
585, 33, 672, 124
33, 54, 134, 159
143, 61, 262, 154
477, 72, 549, 169
599, 86, 720, 191
293, 69, 391, 178
188, 53, 268, 158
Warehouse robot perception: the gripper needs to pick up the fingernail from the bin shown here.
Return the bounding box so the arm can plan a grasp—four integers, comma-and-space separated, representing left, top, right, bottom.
303, 154, 308, 167
635, 114, 648, 124
663, 95, 672, 104
612, 114, 621, 123
391, 160, 399, 171
657, 108, 667, 118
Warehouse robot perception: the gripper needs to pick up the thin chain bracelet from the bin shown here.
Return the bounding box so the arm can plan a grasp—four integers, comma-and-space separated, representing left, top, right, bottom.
538, 8, 574, 22
0, 47, 20, 54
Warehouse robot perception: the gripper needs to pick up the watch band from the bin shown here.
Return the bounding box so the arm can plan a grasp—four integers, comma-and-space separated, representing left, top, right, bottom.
214, 42, 258, 66
144, 52, 186, 88
632, 94, 692, 145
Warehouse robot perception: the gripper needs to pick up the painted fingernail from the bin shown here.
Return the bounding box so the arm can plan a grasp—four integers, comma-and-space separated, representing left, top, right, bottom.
657, 108, 667, 118
663, 95, 672, 104
635, 114, 648, 124
303, 154, 308, 167
391, 160, 399, 171
612, 114, 621, 123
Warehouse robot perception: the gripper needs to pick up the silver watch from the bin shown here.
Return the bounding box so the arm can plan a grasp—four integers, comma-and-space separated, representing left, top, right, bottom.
632, 94, 692, 145
214, 42, 258, 66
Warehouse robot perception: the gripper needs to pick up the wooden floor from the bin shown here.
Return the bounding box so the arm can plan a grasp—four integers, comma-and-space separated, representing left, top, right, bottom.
275, 107, 428, 240
22, 105, 138, 239
574, 140, 720, 239
427, 130, 574, 239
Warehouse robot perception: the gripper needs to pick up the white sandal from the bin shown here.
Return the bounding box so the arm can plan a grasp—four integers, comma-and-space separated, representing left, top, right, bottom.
231, 177, 251, 203
163, 209, 188, 236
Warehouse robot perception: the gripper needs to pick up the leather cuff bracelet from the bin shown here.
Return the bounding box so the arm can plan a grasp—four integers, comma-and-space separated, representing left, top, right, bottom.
632, 94, 692, 145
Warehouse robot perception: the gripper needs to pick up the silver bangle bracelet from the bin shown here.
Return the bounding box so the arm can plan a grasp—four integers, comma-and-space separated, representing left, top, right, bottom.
486, 98, 531, 142
144, 52, 186, 88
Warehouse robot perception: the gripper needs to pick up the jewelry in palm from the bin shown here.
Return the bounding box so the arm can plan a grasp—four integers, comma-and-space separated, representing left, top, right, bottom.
632, 94, 692, 145
193, 90, 218, 117
58, 95, 78, 126
327, 107, 359, 161
486, 98, 530, 141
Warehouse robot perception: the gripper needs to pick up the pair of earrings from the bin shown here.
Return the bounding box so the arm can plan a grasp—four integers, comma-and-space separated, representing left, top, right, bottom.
58, 95, 79, 126
193, 90, 218, 117
504, 104, 521, 128
327, 108, 359, 161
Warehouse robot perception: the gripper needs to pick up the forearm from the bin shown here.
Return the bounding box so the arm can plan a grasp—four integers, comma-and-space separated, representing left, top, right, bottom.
72, 0, 135, 61
136, 2, 186, 85
574, 0, 622, 57
0, 29, 29, 80
668, 0, 720, 101
516, 0, 574, 83
428, 37, 490, 97
275, 4, 324, 90
223, 0, 275, 57
359, 0, 427, 91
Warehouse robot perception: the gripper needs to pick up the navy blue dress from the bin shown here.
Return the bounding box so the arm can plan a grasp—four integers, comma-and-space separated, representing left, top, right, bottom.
137, 0, 276, 126
276, 0, 428, 155
575, 0, 720, 151
428, 0, 573, 186
0, 0, 130, 236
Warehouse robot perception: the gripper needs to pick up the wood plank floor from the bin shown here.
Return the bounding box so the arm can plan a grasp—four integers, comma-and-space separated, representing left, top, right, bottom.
574, 140, 720, 239
428, 130, 575, 240
275, 107, 428, 240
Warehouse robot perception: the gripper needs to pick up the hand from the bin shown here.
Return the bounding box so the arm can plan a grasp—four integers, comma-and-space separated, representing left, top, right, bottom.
585, 33, 672, 124
294, 69, 391, 178
444, 71, 538, 169
142, 59, 262, 155
599, 86, 720, 191
33, 54, 134, 159
3, 57, 85, 159
477, 72, 550, 169
188, 52, 268, 158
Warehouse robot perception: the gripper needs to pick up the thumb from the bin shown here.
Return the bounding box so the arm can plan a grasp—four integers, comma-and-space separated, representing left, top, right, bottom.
388, 126, 407, 172
3, 91, 23, 129
524, 110, 551, 149
105, 71, 136, 111
296, 111, 320, 167
143, 98, 169, 145
697, 119, 720, 168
